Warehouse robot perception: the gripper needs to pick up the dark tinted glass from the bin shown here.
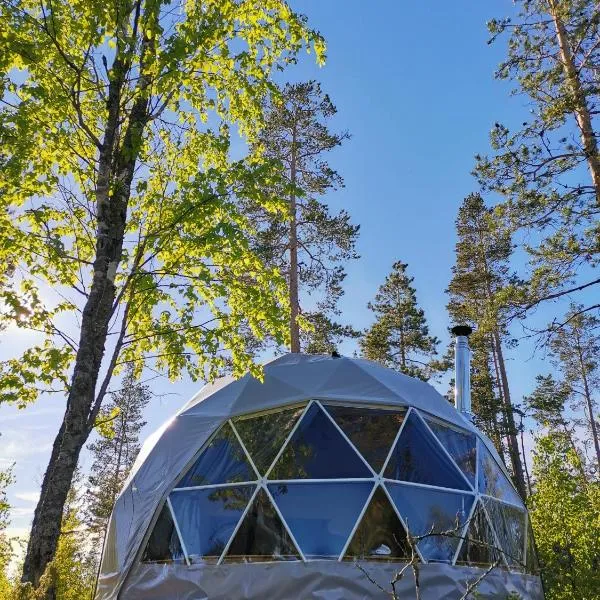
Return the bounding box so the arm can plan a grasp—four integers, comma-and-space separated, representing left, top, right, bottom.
142, 504, 185, 563
324, 405, 406, 473
269, 403, 371, 479
223, 488, 300, 562
525, 520, 540, 575
384, 412, 469, 490
478, 441, 523, 506
386, 483, 474, 562
233, 405, 306, 475
268, 482, 373, 559
345, 486, 411, 560
483, 498, 526, 567
175, 423, 256, 488
426, 419, 476, 486
169, 485, 254, 561
456, 501, 501, 567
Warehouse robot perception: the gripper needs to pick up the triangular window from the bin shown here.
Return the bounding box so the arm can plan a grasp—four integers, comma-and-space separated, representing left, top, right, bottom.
175, 423, 256, 488
344, 486, 411, 560
269, 403, 371, 479
268, 482, 373, 559
233, 405, 306, 475
223, 488, 300, 562
384, 411, 469, 490
478, 441, 523, 506
525, 518, 540, 575
425, 419, 476, 486
169, 485, 255, 562
141, 504, 184, 563
483, 498, 526, 567
386, 483, 474, 562
456, 501, 501, 567
324, 405, 406, 473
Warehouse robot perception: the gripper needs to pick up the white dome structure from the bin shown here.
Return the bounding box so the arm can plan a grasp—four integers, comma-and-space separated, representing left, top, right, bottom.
96, 354, 543, 599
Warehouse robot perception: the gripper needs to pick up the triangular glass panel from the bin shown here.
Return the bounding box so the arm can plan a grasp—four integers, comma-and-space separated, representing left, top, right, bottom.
142, 504, 185, 563
233, 405, 306, 476
483, 497, 526, 568
169, 485, 255, 562
525, 519, 540, 575
456, 501, 501, 567
268, 482, 373, 559
223, 488, 300, 562
477, 441, 523, 506
269, 403, 372, 479
386, 483, 474, 562
344, 486, 411, 560
384, 411, 469, 490
175, 422, 256, 488
324, 405, 407, 473
425, 419, 476, 486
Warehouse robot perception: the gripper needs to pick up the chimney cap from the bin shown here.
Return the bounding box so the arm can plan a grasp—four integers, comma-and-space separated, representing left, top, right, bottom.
451, 325, 473, 337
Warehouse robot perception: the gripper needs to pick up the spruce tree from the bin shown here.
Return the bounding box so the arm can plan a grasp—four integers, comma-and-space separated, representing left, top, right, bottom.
447, 193, 527, 498
85, 367, 150, 539
248, 81, 359, 353
360, 262, 439, 381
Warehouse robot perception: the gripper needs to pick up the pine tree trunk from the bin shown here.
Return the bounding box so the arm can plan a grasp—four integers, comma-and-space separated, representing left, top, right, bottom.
492, 331, 527, 498
289, 125, 300, 353
548, 0, 600, 205
21, 33, 152, 585
575, 339, 600, 471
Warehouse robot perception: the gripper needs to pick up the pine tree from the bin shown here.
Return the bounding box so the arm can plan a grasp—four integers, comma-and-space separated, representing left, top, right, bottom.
360, 262, 439, 381
85, 367, 150, 540
248, 81, 359, 353
447, 193, 527, 498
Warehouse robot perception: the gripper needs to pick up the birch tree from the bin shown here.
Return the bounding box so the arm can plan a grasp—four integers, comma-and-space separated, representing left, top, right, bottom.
0, 0, 324, 589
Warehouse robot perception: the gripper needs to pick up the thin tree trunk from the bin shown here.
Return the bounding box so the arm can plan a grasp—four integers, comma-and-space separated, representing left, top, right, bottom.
289, 124, 300, 353
22, 11, 154, 586
548, 0, 600, 205
519, 417, 532, 497
576, 339, 600, 470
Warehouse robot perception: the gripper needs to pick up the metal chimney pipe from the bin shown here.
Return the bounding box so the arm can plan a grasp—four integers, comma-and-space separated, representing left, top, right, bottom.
451, 325, 473, 417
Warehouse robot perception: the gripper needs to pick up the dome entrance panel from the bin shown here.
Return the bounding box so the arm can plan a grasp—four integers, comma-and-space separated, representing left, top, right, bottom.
233, 405, 306, 476
268, 403, 372, 479
169, 485, 255, 562
477, 441, 523, 506
344, 486, 411, 560
384, 411, 470, 490
386, 483, 474, 562
268, 481, 373, 559
223, 488, 301, 563
323, 405, 407, 473
483, 497, 526, 567
456, 500, 501, 567
425, 419, 476, 486
141, 504, 184, 563
175, 423, 256, 488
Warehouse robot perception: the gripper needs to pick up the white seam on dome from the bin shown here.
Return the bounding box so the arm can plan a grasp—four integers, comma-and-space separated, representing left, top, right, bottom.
337, 482, 378, 561
167, 496, 190, 566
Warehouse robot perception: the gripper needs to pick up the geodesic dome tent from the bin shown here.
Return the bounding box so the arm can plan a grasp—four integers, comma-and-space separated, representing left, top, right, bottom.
97, 354, 543, 599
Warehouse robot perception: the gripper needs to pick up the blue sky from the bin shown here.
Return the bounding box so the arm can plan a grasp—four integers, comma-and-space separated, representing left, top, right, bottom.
0, 0, 585, 539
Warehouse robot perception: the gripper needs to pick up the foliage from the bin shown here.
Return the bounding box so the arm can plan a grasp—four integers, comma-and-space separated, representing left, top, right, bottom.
246, 80, 359, 353
0, 466, 14, 597
361, 261, 439, 381
529, 433, 600, 600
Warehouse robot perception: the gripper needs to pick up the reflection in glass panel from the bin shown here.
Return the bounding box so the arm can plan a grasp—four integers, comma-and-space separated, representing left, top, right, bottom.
425, 419, 476, 486
269, 404, 372, 480
175, 423, 256, 488
525, 520, 540, 575
483, 498, 526, 567
345, 486, 411, 560
478, 442, 523, 506
386, 483, 474, 562
223, 488, 300, 563
233, 405, 306, 475
142, 504, 185, 563
268, 482, 373, 559
169, 485, 254, 562
384, 412, 469, 490
456, 501, 500, 567
324, 405, 406, 473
